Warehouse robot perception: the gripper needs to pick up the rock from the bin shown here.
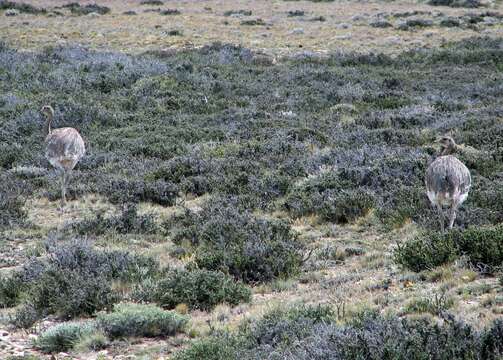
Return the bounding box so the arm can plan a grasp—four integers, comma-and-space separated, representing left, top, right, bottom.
385, 36, 401, 44
424, 31, 434, 37
396, 21, 409, 30
123, 10, 137, 15
484, 17, 498, 25
439, 17, 461, 27
336, 23, 352, 29
334, 34, 352, 40
86, 12, 101, 18
5, 9, 19, 16
351, 14, 366, 21
369, 20, 393, 28
290, 28, 304, 35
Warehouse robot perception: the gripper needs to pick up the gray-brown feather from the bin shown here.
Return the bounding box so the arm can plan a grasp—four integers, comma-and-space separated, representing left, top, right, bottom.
45, 127, 85, 171
425, 155, 471, 207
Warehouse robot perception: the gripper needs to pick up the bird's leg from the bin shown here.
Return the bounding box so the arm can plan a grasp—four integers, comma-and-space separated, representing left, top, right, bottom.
436, 204, 444, 233
60, 170, 66, 207
448, 204, 458, 230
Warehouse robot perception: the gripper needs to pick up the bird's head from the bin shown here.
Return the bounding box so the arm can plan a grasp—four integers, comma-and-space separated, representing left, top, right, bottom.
438, 135, 457, 155
40, 105, 54, 118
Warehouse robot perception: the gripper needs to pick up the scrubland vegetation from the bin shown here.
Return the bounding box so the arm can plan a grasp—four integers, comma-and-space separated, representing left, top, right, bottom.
1, 0, 503, 358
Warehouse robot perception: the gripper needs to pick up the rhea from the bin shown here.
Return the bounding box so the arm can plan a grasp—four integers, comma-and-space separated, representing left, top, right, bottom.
42, 105, 85, 207
425, 136, 471, 231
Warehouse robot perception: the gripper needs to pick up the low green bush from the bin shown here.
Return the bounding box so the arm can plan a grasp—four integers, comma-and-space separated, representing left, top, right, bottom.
72, 203, 159, 235
7, 241, 159, 326
35, 321, 98, 353
97, 303, 188, 339
395, 225, 503, 272
394, 231, 458, 272
455, 225, 503, 270
319, 189, 375, 223
167, 198, 303, 283
428, 0, 482, 7
174, 305, 503, 360
135, 269, 251, 311
0, 274, 23, 308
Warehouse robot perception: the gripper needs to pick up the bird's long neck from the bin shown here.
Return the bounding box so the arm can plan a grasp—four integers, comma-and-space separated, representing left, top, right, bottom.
440, 145, 456, 156
44, 112, 53, 136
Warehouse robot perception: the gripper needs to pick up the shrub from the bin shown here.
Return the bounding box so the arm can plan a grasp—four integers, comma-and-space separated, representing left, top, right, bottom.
10, 303, 40, 329
174, 305, 503, 360
319, 189, 375, 223
62, 2, 111, 15
0, 174, 31, 228
35, 321, 98, 353
454, 225, 503, 270
140, 0, 163, 4
395, 226, 503, 272
0, 1, 45, 14
97, 303, 188, 339
394, 231, 459, 272
137, 269, 251, 311
72, 203, 159, 235
168, 198, 304, 283
0, 274, 23, 308
26, 268, 118, 320
428, 0, 482, 7
9, 241, 159, 325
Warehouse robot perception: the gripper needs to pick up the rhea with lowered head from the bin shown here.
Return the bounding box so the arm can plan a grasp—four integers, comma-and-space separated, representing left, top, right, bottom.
42, 105, 85, 207
425, 136, 471, 231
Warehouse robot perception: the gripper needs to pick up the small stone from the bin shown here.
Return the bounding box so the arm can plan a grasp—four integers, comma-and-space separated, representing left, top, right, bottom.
336, 23, 351, 29
484, 17, 498, 25
290, 28, 304, 35
385, 36, 401, 44
369, 20, 392, 28
424, 31, 434, 38
86, 12, 101, 18
334, 34, 352, 40
351, 14, 366, 21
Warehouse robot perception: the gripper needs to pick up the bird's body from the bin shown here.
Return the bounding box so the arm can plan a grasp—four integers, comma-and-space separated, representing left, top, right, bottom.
45, 127, 85, 171
425, 137, 471, 230
42, 106, 85, 206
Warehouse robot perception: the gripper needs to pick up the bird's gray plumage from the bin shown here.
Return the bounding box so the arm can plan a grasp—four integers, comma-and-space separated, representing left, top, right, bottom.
425, 136, 471, 230
42, 105, 85, 206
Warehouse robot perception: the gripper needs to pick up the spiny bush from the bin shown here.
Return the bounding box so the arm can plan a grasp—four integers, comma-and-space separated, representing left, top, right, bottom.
319, 189, 376, 223
167, 197, 304, 283
455, 225, 503, 271
134, 269, 251, 311
140, 0, 163, 4
0, 174, 31, 228
395, 225, 503, 272
97, 303, 188, 339
26, 267, 119, 320
35, 321, 99, 353
72, 203, 159, 235
394, 231, 458, 272
7, 240, 159, 325
0, 273, 23, 307
174, 305, 503, 360
0, 0, 46, 14
62, 2, 111, 15
428, 0, 483, 7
